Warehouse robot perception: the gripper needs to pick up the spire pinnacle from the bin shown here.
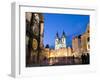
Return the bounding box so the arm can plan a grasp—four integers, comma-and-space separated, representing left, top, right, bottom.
62, 30, 66, 37
56, 32, 59, 38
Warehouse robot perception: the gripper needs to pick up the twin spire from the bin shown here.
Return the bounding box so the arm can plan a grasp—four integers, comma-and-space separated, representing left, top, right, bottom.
55, 31, 66, 49
56, 31, 66, 39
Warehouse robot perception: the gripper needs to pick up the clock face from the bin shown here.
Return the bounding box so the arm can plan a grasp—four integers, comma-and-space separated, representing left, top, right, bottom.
32, 39, 38, 50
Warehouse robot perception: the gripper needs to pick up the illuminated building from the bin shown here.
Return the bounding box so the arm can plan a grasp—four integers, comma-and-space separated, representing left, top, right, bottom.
55, 31, 66, 50
72, 24, 90, 57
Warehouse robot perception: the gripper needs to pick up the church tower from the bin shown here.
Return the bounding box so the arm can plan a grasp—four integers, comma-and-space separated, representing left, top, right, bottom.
61, 31, 66, 48
55, 32, 60, 50
55, 31, 66, 50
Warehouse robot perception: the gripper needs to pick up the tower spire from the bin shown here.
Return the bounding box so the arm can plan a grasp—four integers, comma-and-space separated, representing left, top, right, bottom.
62, 30, 66, 37
56, 32, 59, 38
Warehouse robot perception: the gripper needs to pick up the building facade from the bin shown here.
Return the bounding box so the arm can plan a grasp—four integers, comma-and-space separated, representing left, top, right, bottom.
81, 24, 90, 54
55, 31, 66, 50
72, 24, 90, 57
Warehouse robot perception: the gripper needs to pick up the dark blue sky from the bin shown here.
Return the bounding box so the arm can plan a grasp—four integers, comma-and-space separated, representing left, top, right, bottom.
43, 13, 89, 48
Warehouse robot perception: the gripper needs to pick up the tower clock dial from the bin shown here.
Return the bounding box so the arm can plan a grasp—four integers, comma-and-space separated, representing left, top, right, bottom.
32, 39, 38, 50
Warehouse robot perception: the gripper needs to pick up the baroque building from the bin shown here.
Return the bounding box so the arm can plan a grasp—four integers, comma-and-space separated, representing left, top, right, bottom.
72, 24, 90, 57
72, 36, 81, 57
81, 24, 90, 53
55, 31, 66, 50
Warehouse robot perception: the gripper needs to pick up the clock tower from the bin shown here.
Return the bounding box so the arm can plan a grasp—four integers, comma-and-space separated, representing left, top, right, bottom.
26, 13, 44, 64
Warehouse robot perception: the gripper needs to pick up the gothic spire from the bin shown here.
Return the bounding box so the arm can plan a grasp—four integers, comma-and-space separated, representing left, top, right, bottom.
56, 32, 59, 38
62, 30, 66, 37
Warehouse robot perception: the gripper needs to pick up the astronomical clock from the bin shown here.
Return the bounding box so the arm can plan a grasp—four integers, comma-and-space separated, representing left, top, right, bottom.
32, 39, 38, 50
31, 13, 40, 53
26, 12, 44, 64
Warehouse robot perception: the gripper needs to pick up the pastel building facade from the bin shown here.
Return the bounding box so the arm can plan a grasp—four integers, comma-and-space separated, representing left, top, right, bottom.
72, 24, 90, 57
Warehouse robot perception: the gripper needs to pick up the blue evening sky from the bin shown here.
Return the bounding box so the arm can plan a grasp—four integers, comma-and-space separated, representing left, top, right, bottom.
43, 13, 89, 48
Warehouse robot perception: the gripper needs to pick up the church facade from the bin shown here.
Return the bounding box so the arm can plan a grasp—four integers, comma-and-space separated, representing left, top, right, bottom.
55, 31, 66, 50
